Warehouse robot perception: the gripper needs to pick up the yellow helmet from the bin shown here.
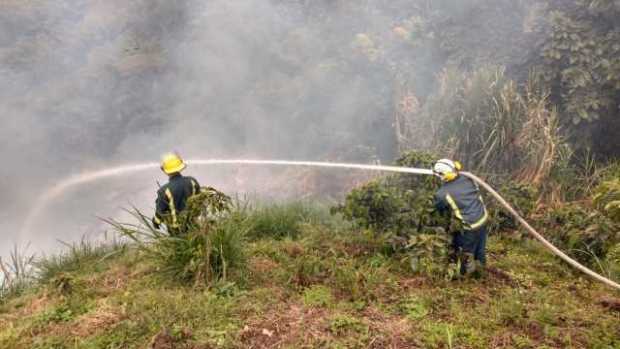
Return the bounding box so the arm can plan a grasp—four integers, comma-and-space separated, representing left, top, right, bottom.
161, 152, 187, 175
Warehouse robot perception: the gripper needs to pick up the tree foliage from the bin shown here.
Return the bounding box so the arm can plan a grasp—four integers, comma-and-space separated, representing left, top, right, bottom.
540, 0, 620, 126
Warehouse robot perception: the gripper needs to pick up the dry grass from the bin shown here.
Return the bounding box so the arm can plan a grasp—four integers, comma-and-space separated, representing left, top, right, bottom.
69, 300, 124, 337
515, 72, 563, 186
399, 66, 564, 188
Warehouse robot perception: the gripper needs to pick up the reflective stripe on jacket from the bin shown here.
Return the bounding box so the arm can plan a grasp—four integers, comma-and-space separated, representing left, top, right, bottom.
434, 175, 488, 230
154, 174, 200, 228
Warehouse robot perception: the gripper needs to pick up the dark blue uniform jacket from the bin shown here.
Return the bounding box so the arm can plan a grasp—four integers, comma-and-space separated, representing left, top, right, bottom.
154, 174, 200, 228
434, 175, 488, 231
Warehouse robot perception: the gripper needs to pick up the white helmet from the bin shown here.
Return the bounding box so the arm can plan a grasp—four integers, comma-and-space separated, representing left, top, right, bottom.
433, 159, 461, 182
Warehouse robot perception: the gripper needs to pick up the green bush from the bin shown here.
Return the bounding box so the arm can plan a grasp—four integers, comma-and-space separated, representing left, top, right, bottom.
328, 314, 368, 336
543, 204, 620, 268
593, 178, 620, 223
335, 180, 403, 231
335, 150, 456, 278
407, 232, 450, 277
334, 150, 443, 234
486, 181, 538, 234
398, 295, 431, 320
605, 243, 620, 281
289, 253, 330, 288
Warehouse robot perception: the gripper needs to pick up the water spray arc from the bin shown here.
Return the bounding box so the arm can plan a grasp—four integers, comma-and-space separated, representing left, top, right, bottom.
22, 159, 620, 291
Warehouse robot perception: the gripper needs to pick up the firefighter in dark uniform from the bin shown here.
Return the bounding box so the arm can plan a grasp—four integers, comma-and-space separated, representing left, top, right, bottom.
153, 152, 201, 235
433, 159, 489, 275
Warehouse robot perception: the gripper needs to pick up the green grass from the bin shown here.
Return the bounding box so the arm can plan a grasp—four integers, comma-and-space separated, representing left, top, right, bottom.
244, 201, 330, 240
302, 285, 334, 308
1, 202, 619, 348
34, 238, 127, 284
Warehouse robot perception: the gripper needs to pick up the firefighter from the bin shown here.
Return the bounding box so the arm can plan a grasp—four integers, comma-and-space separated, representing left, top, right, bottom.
433, 159, 489, 276
153, 152, 201, 234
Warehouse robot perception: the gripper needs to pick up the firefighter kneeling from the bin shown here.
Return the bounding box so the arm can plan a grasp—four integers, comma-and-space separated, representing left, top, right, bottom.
152, 152, 202, 235
433, 159, 489, 276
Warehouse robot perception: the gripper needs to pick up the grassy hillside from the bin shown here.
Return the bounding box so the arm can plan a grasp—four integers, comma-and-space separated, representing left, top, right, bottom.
0, 203, 618, 349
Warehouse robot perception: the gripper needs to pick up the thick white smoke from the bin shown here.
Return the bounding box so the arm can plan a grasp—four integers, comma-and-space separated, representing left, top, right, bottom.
0, 0, 532, 257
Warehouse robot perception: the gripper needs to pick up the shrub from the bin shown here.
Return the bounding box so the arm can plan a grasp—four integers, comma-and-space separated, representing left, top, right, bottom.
290, 254, 329, 288
334, 150, 444, 234
37, 304, 75, 324
542, 204, 620, 268
593, 178, 620, 223
407, 232, 450, 277
330, 260, 367, 301
335, 180, 403, 231
335, 150, 456, 278
486, 181, 538, 234
605, 243, 620, 281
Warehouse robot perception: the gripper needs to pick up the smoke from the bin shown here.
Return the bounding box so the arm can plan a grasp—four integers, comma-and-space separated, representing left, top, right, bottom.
0, 0, 532, 257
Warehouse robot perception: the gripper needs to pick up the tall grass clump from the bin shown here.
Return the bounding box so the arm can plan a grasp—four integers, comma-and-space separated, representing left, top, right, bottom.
405, 66, 562, 185
245, 202, 328, 240
34, 237, 126, 284
0, 246, 35, 302
107, 188, 247, 286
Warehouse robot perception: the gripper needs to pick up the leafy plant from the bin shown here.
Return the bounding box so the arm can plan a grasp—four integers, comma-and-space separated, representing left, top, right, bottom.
593, 178, 620, 223
336, 151, 456, 277
335, 180, 403, 231
540, 2, 620, 125
290, 253, 329, 288
334, 150, 443, 234
107, 187, 247, 286
37, 305, 75, 324
407, 232, 450, 277
605, 243, 620, 280
486, 181, 538, 234
542, 203, 620, 268
158, 187, 233, 235
328, 314, 368, 336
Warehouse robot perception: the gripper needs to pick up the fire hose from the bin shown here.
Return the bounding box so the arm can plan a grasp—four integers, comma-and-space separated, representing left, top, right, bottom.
462, 171, 620, 291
